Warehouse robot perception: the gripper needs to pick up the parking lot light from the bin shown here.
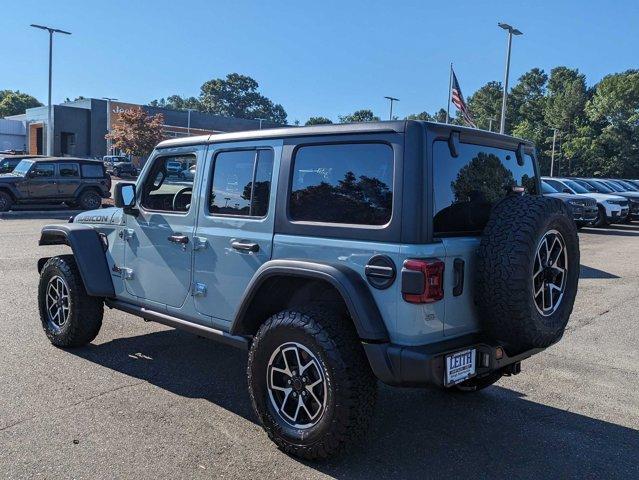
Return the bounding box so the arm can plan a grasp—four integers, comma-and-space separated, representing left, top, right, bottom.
30, 24, 72, 156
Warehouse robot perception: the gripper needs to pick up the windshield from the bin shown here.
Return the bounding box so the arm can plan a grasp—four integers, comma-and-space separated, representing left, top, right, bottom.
601, 180, 624, 192
617, 180, 639, 191
542, 181, 558, 194
562, 179, 589, 194
12, 160, 33, 176
588, 180, 614, 194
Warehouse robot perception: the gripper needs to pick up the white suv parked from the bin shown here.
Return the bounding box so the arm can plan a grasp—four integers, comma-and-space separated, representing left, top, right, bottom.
542, 177, 628, 227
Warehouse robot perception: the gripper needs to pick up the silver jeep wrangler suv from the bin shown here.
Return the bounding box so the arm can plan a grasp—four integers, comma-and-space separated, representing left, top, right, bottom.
37, 121, 579, 459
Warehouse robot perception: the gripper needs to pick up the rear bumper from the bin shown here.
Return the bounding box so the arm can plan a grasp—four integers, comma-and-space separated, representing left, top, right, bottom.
363, 333, 544, 388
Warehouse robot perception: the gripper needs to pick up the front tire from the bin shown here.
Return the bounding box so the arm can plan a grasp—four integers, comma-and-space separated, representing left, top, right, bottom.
594, 205, 609, 227
247, 304, 377, 460
38, 255, 103, 347
0, 191, 13, 212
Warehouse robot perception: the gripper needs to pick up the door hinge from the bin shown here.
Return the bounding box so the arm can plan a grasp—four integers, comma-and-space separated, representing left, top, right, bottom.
192, 282, 207, 297
120, 267, 134, 280
193, 236, 208, 251
119, 228, 135, 241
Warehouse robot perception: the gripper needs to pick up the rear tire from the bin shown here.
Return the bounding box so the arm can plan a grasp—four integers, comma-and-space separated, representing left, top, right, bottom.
38, 255, 103, 347
79, 190, 102, 210
247, 304, 377, 460
0, 191, 13, 212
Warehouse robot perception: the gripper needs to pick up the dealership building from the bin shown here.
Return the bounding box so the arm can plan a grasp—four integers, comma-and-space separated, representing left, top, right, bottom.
3, 98, 282, 158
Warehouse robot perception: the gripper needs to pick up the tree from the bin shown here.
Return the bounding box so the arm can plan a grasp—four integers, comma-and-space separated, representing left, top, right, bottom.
466, 81, 503, 131
106, 108, 165, 158
338, 109, 380, 123
149, 95, 201, 110
0, 90, 42, 117
305, 116, 333, 125
149, 73, 287, 124
199, 73, 287, 124
406, 108, 448, 123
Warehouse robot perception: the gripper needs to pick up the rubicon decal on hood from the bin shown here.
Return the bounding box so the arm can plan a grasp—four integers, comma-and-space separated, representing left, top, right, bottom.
75, 214, 111, 224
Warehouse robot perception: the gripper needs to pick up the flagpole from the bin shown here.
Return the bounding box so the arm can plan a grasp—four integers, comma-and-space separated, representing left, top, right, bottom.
446, 63, 453, 124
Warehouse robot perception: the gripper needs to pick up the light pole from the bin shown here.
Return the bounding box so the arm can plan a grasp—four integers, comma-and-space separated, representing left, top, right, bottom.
488, 117, 497, 132
186, 108, 196, 136
30, 24, 71, 156
384, 96, 399, 120
497, 22, 522, 134
256, 118, 266, 130
550, 128, 558, 177
102, 97, 117, 155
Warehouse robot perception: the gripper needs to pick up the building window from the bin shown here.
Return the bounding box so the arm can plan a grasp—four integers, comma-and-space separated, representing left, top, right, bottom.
289, 143, 394, 225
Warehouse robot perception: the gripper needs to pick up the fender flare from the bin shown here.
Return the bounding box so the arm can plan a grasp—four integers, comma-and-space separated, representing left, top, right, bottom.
38, 223, 115, 297
230, 259, 390, 342
0, 185, 18, 201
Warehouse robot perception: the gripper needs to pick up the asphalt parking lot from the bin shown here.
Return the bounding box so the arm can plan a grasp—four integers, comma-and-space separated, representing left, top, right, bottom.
1, 217, 638, 479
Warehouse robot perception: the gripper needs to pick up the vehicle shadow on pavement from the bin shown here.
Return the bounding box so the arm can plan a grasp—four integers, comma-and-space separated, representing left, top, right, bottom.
581, 224, 639, 236
579, 264, 620, 279
69, 328, 639, 479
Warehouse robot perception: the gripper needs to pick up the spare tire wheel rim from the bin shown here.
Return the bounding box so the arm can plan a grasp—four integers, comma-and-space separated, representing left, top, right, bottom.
46, 275, 71, 331
266, 342, 327, 429
533, 229, 568, 316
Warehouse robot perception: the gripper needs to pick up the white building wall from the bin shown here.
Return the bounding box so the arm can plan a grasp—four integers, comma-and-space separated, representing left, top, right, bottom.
0, 119, 26, 151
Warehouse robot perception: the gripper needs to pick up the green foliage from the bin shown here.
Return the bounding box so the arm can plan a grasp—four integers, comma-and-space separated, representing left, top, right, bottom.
338, 109, 380, 123
105, 108, 165, 158
305, 116, 333, 125
0, 90, 42, 117
465, 81, 503, 131
149, 73, 287, 124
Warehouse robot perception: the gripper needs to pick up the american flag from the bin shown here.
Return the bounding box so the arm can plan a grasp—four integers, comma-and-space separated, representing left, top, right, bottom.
451, 70, 476, 128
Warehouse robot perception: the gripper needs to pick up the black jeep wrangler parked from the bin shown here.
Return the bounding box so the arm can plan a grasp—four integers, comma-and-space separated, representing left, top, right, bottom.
0, 157, 111, 211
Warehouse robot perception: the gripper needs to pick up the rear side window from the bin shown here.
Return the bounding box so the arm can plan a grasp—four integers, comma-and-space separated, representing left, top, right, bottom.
433, 141, 537, 235
81, 164, 105, 178
289, 143, 393, 225
59, 163, 79, 177
209, 149, 274, 217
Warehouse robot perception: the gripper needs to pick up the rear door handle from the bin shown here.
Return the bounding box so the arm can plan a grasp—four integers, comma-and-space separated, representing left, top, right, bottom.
231, 240, 259, 253
167, 234, 189, 245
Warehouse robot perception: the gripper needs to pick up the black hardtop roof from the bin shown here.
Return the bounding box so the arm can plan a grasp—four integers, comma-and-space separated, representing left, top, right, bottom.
26, 157, 104, 164
157, 120, 534, 151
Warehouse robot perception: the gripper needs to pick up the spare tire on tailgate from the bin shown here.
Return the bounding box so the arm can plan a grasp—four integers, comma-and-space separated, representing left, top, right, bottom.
475, 195, 580, 353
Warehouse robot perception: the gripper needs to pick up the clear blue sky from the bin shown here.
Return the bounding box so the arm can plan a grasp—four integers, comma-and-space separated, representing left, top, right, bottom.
2, 0, 638, 123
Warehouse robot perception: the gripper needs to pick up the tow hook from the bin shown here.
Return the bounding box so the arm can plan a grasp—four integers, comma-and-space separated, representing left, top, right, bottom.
502, 362, 522, 376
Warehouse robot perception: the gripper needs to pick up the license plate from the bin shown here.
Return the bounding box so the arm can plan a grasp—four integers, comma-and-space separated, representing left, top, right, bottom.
445, 349, 476, 386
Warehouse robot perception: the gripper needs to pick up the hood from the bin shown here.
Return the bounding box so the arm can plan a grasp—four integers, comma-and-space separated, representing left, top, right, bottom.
610, 191, 639, 200
73, 207, 124, 226
573, 192, 625, 202
0, 173, 18, 182
543, 192, 586, 202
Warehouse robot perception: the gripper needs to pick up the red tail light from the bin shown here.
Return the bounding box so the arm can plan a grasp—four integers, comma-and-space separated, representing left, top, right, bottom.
401, 259, 445, 304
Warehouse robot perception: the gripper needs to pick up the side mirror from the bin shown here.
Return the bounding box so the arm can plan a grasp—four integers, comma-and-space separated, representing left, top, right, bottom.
114, 182, 138, 215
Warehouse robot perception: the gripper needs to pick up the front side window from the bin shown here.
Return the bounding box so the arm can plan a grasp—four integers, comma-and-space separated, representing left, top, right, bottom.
289, 143, 394, 225
59, 163, 79, 177
209, 149, 274, 217
31, 163, 55, 178
433, 141, 537, 235
141, 154, 197, 213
